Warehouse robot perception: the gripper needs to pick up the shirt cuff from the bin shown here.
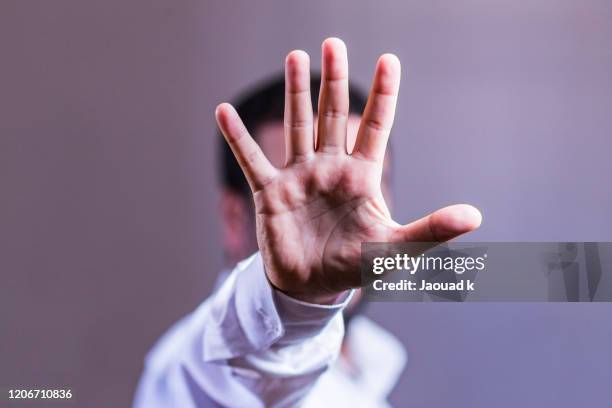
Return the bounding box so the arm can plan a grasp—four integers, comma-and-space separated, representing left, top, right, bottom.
272, 285, 353, 345
234, 252, 353, 349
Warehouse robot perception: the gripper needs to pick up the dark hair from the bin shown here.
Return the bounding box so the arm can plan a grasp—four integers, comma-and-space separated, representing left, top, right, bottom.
218, 74, 368, 197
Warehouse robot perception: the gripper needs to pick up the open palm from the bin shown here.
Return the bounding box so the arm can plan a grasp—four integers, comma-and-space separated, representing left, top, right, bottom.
216, 38, 481, 304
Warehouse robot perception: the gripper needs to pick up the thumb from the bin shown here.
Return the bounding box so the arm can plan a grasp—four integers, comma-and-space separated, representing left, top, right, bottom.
391, 204, 482, 243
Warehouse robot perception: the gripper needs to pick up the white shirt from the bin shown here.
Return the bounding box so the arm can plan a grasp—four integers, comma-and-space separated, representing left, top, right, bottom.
303, 316, 407, 408
133, 252, 353, 407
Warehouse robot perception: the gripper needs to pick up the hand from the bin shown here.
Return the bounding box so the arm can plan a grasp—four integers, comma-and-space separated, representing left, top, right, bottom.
216, 38, 482, 304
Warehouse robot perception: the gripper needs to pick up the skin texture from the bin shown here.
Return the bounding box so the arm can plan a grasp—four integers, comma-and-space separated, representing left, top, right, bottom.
216, 38, 482, 304
221, 117, 394, 268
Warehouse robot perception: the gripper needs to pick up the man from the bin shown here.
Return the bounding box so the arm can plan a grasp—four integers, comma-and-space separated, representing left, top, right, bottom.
215, 68, 404, 408
134, 37, 481, 407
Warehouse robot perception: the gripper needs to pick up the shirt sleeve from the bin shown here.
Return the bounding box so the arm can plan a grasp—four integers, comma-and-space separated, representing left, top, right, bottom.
133, 252, 353, 408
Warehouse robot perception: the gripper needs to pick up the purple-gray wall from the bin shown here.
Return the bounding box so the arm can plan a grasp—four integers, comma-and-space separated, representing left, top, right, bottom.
1, 1, 611, 406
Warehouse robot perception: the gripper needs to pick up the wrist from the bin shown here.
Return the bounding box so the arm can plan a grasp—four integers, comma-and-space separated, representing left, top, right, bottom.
281, 289, 349, 305
260, 253, 349, 305
266, 276, 348, 305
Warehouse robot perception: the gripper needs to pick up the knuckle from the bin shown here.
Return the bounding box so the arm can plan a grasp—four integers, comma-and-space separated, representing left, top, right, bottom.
285, 119, 312, 129
364, 118, 389, 132
245, 149, 260, 165
321, 108, 348, 120
227, 130, 246, 145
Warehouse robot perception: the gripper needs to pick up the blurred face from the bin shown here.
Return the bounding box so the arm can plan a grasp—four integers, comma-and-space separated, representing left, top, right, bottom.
220, 114, 393, 265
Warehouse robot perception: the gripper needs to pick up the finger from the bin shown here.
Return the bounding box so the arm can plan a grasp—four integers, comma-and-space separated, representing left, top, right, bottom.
284, 50, 314, 163
216, 103, 277, 192
391, 204, 482, 244
316, 37, 349, 153
353, 54, 401, 162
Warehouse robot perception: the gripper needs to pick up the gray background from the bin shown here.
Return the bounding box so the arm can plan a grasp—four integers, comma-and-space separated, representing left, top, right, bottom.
1, 0, 611, 406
